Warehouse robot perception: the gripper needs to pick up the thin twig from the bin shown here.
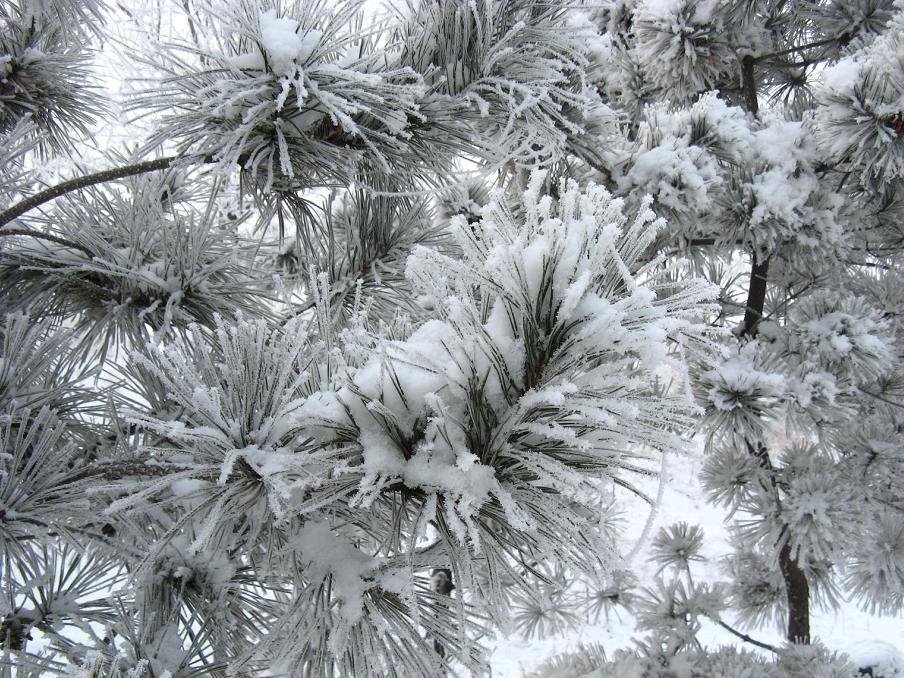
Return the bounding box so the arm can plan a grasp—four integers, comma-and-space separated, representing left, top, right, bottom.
713, 618, 779, 652
754, 34, 843, 63
859, 388, 904, 410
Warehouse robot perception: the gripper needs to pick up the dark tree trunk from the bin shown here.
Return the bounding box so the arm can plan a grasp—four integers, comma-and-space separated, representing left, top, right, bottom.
741, 256, 770, 337
741, 258, 812, 645
737, 51, 811, 646
779, 541, 811, 643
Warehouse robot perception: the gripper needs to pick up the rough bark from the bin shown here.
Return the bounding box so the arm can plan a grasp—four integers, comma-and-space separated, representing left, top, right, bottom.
779, 541, 812, 643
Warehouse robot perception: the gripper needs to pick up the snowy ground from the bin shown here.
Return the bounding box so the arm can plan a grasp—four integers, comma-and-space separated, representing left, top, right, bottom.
487, 442, 904, 677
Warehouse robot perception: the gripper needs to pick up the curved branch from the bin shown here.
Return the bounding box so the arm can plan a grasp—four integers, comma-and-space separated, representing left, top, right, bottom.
0, 156, 180, 228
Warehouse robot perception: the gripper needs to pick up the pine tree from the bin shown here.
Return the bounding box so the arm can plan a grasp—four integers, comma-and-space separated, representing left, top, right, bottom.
580, 0, 904, 658
2, 0, 903, 676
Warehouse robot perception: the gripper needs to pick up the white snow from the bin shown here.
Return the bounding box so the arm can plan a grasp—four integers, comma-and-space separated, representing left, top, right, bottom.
636, 0, 682, 19
706, 358, 785, 412
821, 57, 861, 93
291, 520, 373, 625
169, 478, 207, 496
844, 640, 904, 676
259, 10, 320, 77
625, 138, 721, 215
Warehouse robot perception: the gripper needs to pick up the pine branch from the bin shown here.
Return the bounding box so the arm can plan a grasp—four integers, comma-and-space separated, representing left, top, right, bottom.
761, 281, 817, 322
741, 55, 759, 117
0, 228, 95, 258
712, 618, 778, 652
765, 0, 788, 29
859, 387, 904, 410
279, 277, 359, 326
75, 459, 196, 481
754, 34, 845, 63
0, 156, 188, 228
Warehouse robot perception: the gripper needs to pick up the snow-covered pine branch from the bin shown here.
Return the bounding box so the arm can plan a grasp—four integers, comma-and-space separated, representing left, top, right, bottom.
2, 0, 904, 674
90, 174, 716, 673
